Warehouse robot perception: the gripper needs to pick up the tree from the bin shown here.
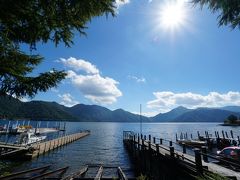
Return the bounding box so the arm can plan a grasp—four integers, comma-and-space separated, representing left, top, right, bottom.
192, 0, 240, 29
226, 114, 238, 124
0, 0, 116, 98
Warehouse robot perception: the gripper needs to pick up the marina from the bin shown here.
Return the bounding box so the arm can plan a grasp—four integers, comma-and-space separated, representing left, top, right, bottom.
0, 122, 240, 179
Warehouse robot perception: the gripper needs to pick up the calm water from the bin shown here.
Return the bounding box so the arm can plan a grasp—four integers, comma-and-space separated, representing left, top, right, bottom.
1, 121, 240, 177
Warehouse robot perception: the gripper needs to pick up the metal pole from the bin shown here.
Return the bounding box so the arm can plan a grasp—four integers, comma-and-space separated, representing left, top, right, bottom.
140, 104, 142, 135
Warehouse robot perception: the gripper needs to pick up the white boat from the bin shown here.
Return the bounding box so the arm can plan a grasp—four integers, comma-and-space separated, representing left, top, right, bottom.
18, 132, 47, 146
177, 138, 207, 147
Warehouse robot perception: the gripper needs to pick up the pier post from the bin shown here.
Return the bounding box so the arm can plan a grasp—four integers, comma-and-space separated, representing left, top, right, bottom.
138, 135, 140, 149
149, 135, 151, 142
142, 139, 145, 149
225, 131, 228, 139
144, 135, 146, 140
238, 136, 240, 145
176, 134, 178, 141
43, 142, 46, 154
169, 141, 172, 146
194, 148, 203, 175
153, 137, 156, 144
230, 130, 234, 139
156, 144, 159, 154
222, 130, 225, 139
201, 146, 208, 162
169, 146, 174, 157
160, 138, 163, 145
190, 134, 193, 139
182, 143, 186, 154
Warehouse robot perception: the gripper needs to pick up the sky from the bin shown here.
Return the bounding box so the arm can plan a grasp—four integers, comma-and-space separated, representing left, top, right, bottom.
22, 0, 240, 116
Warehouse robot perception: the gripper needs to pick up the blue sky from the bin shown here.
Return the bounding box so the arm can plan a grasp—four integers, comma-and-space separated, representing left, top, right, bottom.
23, 0, 240, 116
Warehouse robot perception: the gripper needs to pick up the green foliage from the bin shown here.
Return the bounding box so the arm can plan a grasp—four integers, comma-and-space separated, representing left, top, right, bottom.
137, 174, 149, 180
192, 0, 240, 29
196, 172, 228, 180
226, 114, 238, 124
0, 0, 116, 98
0, 95, 75, 120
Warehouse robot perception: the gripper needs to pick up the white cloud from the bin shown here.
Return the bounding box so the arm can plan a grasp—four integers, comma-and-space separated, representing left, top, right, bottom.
147, 91, 240, 113
60, 57, 99, 74
128, 75, 146, 83
58, 93, 79, 107
61, 57, 122, 105
67, 72, 122, 104
115, 0, 130, 8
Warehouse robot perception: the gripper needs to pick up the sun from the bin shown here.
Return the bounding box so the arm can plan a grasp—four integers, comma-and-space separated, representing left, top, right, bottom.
158, 1, 188, 31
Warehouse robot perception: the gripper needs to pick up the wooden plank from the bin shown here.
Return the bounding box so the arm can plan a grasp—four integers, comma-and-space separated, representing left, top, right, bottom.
0, 165, 50, 180
133, 136, 240, 179
63, 166, 88, 180
28, 166, 69, 180
94, 166, 103, 180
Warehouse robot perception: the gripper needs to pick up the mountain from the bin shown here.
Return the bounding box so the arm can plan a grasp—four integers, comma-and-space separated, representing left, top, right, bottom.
0, 96, 74, 120
112, 109, 150, 122
152, 106, 191, 122
174, 108, 240, 122
67, 105, 149, 122
151, 107, 240, 122
16, 101, 75, 120
0, 96, 149, 122
0, 96, 22, 118
1, 95, 240, 122
220, 106, 240, 113
67, 104, 113, 122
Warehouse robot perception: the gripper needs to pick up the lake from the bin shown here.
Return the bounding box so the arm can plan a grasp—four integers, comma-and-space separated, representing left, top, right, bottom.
0, 121, 240, 177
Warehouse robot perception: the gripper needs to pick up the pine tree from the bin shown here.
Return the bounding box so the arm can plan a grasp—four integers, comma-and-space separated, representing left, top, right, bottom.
192, 0, 240, 29
0, 0, 116, 98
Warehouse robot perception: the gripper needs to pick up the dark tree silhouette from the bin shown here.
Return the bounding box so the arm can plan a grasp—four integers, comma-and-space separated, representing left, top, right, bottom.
192, 0, 240, 29
0, 0, 116, 98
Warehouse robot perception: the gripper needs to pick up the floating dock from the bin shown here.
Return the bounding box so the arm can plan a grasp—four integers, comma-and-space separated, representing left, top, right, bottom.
0, 130, 90, 159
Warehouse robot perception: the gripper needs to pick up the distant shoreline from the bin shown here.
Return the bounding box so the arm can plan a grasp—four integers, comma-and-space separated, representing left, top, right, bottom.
0, 119, 223, 123
220, 123, 240, 126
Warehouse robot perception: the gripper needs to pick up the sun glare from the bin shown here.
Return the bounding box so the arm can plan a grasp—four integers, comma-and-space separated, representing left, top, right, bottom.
158, 1, 188, 31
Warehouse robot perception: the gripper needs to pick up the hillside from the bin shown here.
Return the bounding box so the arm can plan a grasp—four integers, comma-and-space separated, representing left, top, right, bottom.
152, 107, 240, 122
67, 105, 149, 122
0, 96, 74, 120
1, 95, 240, 122
0, 96, 148, 122
173, 108, 240, 122
152, 106, 191, 122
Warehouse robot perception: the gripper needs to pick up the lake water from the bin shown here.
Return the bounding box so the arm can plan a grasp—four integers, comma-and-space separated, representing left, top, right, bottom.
0, 121, 240, 177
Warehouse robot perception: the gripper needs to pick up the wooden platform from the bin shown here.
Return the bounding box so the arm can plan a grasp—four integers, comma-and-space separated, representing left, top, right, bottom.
30, 131, 90, 158
123, 131, 240, 180
0, 131, 90, 159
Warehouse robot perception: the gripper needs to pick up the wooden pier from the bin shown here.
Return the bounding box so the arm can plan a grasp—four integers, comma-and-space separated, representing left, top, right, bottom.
123, 131, 240, 180
0, 130, 90, 159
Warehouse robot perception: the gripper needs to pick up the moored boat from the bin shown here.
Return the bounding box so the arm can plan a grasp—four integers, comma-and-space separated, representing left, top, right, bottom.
18, 132, 47, 146
177, 138, 207, 147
